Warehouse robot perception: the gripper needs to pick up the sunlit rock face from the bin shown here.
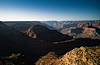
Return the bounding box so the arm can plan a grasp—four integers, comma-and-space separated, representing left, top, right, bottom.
23, 26, 37, 39
36, 46, 100, 65
81, 27, 96, 38
56, 46, 100, 65
35, 52, 58, 65
80, 27, 100, 39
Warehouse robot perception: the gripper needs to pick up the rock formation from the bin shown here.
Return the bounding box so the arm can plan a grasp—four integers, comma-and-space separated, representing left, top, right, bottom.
36, 46, 100, 65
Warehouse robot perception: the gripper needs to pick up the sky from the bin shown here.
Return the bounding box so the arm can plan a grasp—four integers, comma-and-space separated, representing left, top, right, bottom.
0, 0, 100, 21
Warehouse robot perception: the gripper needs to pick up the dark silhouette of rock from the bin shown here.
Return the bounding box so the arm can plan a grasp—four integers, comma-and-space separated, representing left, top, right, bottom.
31, 25, 73, 42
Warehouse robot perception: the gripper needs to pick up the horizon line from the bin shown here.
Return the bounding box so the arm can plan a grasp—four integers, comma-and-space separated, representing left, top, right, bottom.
1, 19, 100, 22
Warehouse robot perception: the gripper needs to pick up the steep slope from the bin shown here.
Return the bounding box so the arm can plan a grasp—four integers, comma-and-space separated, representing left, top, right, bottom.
29, 25, 73, 42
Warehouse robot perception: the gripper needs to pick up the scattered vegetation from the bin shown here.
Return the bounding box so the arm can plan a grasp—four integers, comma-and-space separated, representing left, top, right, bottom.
0, 53, 24, 65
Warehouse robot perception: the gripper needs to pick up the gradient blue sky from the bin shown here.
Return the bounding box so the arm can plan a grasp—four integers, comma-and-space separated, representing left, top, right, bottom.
0, 0, 100, 21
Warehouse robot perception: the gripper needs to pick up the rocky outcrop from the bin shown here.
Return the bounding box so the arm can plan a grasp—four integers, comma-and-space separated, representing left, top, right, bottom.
23, 26, 37, 39
80, 26, 100, 39
36, 46, 100, 65
35, 52, 58, 65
